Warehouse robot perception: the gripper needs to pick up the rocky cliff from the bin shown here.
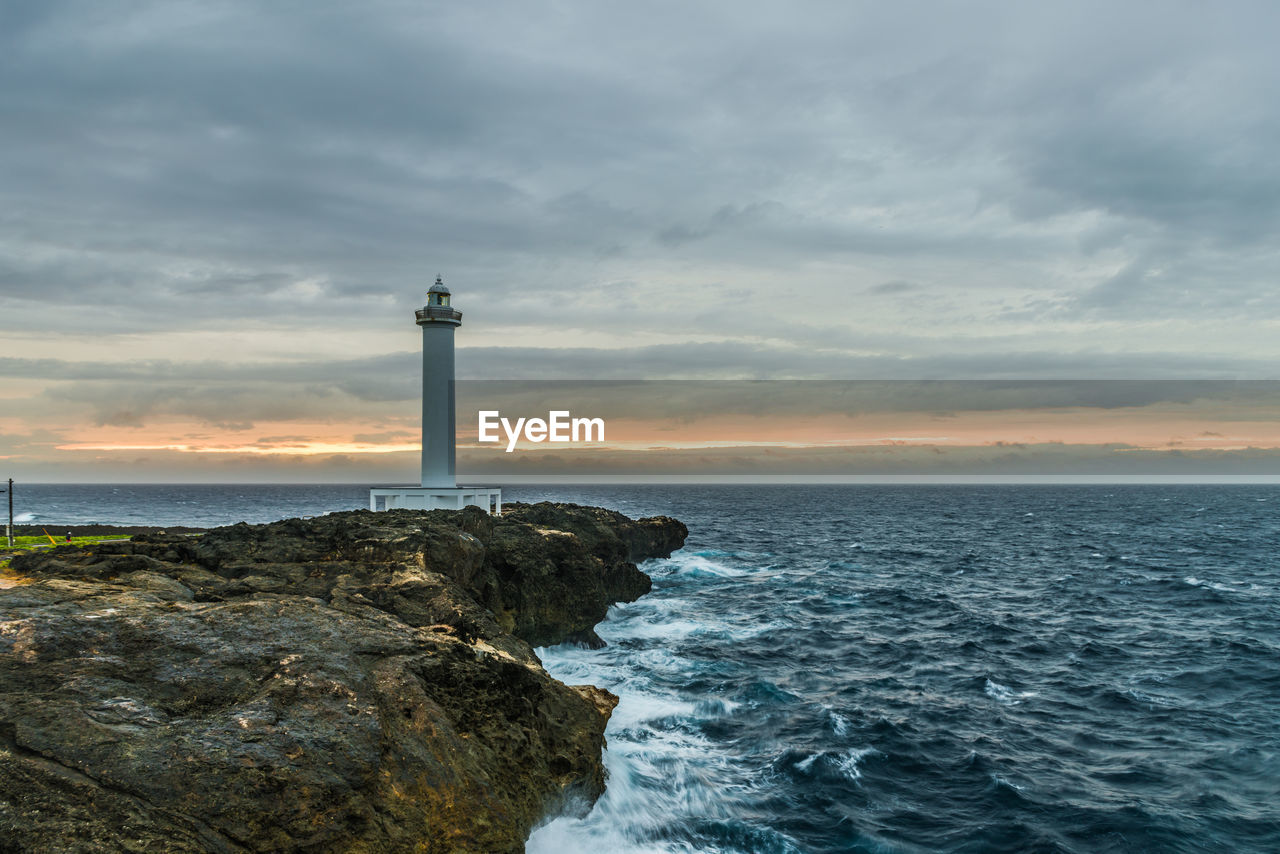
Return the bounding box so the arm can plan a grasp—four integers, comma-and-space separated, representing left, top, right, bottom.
0, 502, 687, 853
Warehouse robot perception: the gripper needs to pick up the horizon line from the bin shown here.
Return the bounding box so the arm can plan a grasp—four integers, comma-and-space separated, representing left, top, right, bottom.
10, 475, 1280, 486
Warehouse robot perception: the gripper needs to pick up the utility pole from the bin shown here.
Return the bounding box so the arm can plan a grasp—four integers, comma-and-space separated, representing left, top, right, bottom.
3, 479, 10, 547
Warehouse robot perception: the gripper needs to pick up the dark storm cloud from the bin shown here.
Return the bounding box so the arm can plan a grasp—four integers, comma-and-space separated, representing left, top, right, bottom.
1, 352, 421, 427
455, 343, 1262, 381
450, 380, 1280, 425
0, 341, 1263, 395
0, 0, 672, 333
3, 0, 1279, 364
0, 354, 417, 386
8, 350, 1279, 431
42, 380, 342, 429
457, 444, 1280, 477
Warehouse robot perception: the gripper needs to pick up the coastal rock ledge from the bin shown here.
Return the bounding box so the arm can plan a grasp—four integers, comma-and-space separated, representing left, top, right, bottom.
0, 503, 687, 854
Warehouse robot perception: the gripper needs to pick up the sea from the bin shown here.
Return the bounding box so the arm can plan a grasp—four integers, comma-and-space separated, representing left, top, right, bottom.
10, 483, 1280, 853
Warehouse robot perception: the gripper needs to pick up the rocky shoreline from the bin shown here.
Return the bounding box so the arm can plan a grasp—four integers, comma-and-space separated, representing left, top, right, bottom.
0, 503, 687, 853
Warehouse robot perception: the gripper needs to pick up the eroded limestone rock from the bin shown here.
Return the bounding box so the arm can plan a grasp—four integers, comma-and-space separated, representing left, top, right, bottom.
0, 503, 686, 853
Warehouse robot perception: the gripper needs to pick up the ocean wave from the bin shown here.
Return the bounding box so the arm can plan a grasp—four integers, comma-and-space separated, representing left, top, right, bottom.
781, 745, 879, 786
824, 707, 850, 736
990, 775, 1028, 792
836, 747, 877, 781
659, 553, 751, 579
528, 484, 1277, 852
1121, 688, 1181, 709
1184, 576, 1266, 596
985, 679, 1037, 705
600, 599, 790, 645
610, 616, 707, 641
693, 698, 741, 717
527, 685, 784, 853
527, 750, 718, 854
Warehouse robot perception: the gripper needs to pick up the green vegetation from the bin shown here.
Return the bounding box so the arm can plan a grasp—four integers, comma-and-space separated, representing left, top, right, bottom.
2, 535, 129, 554
11, 535, 114, 548
3, 535, 132, 577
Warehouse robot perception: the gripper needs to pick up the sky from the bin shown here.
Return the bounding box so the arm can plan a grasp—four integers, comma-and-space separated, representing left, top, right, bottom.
3, 1, 1279, 482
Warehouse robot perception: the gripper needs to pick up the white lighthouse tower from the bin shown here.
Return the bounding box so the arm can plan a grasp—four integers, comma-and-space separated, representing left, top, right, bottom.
369, 277, 502, 513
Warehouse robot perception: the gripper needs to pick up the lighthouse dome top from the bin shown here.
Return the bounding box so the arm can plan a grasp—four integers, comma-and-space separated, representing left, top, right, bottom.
417, 275, 462, 325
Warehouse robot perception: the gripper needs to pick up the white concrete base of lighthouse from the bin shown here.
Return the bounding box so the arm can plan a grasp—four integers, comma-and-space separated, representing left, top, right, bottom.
369, 486, 502, 514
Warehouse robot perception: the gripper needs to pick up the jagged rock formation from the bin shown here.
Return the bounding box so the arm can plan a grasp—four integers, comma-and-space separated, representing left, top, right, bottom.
0, 503, 687, 853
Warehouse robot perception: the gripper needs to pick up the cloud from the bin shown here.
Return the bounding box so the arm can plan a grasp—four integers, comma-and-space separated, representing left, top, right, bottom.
868, 281, 918, 295
4, 1, 1280, 479
455, 343, 1267, 381
455, 443, 1280, 477
0, 353, 417, 386
450, 379, 1280, 424
4, 1, 1279, 335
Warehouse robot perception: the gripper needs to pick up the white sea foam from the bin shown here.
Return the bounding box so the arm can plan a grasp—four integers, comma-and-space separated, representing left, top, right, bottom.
1133, 669, 1180, 684
526, 685, 753, 854
790, 747, 876, 782
661, 553, 749, 578
836, 747, 877, 781
599, 597, 788, 646
1183, 576, 1266, 596
985, 679, 1036, 705
693, 698, 741, 717
614, 692, 702, 733
12, 512, 36, 523
613, 617, 705, 641
991, 775, 1027, 792
528, 747, 714, 854
530, 588, 802, 854
1123, 688, 1180, 708
825, 708, 850, 736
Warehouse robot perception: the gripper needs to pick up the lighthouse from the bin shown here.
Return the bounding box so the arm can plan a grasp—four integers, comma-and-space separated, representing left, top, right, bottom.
418, 276, 460, 488
369, 277, 502, 513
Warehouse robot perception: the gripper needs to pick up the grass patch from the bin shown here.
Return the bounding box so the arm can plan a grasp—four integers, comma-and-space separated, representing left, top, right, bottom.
1, 534, 131, 558
2, 534, 138, 585
9, 534, 115, 548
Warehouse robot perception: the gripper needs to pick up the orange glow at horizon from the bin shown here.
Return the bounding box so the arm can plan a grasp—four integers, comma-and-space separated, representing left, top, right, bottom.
55, 442, 421, 455
43, 417, 420, 457
29, 402, 1280, 462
